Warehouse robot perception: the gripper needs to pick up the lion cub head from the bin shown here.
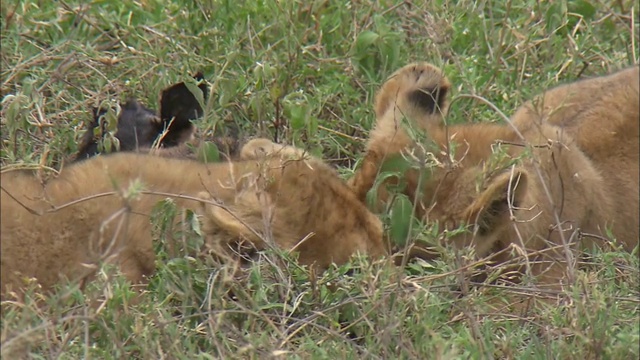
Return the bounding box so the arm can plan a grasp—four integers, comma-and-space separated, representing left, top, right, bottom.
192, 138, 387, 271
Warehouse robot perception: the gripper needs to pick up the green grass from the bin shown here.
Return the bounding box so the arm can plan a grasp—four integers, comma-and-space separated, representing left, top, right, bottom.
1, 0, 639, 358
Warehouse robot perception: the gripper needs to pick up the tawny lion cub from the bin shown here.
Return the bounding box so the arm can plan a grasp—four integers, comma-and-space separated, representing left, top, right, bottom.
351, 62, 639, 287
1, 142, 385, 298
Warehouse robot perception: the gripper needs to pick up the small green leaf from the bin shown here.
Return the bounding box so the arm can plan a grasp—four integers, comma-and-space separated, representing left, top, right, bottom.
380, 153, 412, 174
545, 2, 567, 34
197, 141, 220, 163
389, 194, 414, 247
252, 63, 265, 88
101, 134, 120, 153
307, 116, 319, 136
184, 79, 206, 113
283, 92, 309, 131
189, 210, 202, 237
269, 84, 283, 102
366, 171, 405, 207
218, 79, 236, 107
406, 258, 437, 275
568, 0, 596, 20
104, 106, 119, 133
355, 30, 380, 52
289, 105, 308, 131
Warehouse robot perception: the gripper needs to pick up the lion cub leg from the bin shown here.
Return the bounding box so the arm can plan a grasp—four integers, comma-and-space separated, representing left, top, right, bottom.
91, 215, 157, 295
350, 62, 451, 203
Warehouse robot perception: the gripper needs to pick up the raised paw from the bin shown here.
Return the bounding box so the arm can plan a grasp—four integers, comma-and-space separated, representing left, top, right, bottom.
374, 62, 451, 120
240, 138, 312, 161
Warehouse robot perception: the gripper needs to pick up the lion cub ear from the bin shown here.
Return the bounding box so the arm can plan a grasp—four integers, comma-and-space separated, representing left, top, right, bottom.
158, 73, 209, 147
196, 191, 269, 247
374, 62, 451, 123
465, 169, 529, 236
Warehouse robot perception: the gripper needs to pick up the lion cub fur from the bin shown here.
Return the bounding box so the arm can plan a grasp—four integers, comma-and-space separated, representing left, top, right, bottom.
350, 62, 639, 287
1, 142, 385, 297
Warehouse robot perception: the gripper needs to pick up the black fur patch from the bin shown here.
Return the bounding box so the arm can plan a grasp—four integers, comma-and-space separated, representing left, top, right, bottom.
114, 99, 161, 151
408, 85, 448, 114
75, 73, 209, 161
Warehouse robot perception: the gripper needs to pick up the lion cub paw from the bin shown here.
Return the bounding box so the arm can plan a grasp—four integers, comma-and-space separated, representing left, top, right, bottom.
240, 138, 312, 161
375, 62, 451, 119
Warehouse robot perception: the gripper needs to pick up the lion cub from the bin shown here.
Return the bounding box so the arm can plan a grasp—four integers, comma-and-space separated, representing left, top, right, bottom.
351, 62, 639, 288
1, 140, 385, 298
